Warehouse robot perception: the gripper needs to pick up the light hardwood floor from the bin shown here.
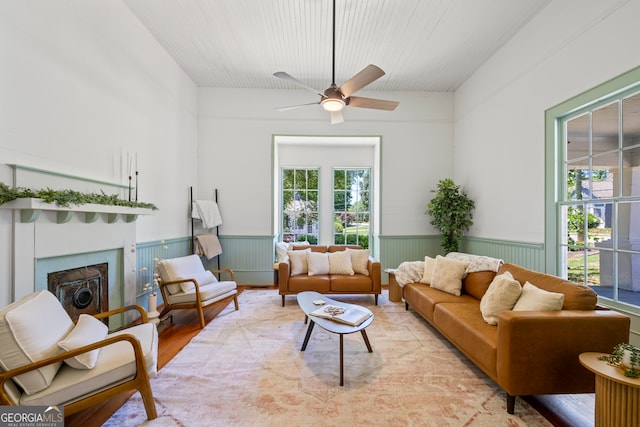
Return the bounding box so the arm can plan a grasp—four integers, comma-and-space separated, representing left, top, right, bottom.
65, 286, 594, 427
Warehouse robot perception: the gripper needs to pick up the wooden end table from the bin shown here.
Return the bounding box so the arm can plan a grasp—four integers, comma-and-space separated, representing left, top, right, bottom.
579, 352, 640, 427
385, 269, 401, 302
296, 291, 374, 386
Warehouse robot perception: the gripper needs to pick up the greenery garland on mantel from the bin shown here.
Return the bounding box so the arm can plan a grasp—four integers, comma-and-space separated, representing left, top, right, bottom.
0, 181, 158, 211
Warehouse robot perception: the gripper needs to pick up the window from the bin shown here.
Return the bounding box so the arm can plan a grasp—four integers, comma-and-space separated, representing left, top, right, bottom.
333, 168, 371, 249
559, 90, 640, 306
281, 168, 319, 244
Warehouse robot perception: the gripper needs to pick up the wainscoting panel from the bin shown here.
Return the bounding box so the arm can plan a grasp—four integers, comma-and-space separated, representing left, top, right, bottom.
378, 235, 443, 272
461, 237, 545, 271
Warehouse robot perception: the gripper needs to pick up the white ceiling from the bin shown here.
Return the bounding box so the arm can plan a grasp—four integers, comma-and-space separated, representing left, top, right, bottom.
123, 0, 551, 92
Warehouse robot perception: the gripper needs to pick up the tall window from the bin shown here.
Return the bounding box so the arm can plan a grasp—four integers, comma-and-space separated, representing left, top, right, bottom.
281, 168, 319, 244
560, 91, 640, 306
333, 168, 370, 249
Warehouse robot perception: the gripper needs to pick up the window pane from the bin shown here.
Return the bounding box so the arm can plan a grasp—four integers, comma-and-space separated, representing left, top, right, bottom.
622, 146, 640, 197
333, 168, 371, 249
622, 92, 640, 149
281, 167, 319, 243
566, 249, 586, 284
567, 113, 589, 163
592, 101, 619, 155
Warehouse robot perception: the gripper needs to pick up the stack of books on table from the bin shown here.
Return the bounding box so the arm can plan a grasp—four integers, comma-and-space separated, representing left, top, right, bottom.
310, 305, 371, 326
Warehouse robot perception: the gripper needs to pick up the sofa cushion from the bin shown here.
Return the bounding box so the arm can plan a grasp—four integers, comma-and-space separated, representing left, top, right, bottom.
430, 255, 468, 296
288, 275, 331, 292
479, 271, 522, 325
420, 256, 436, 284
328, 250, 354, 275
463, 271, 497, 300
512, 282, 564, 311
307, 251, 330, 276
0, 290, 74, 395
288, 249, 311, 276
346, 248, 370, 276
177, 270, 218, 293
330, 275, 373, 292
58, 314, 108, 369
498, 263, 597, 310
403, 283, 477, 323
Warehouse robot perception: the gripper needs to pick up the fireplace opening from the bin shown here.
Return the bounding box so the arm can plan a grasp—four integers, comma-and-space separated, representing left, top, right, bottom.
48, 263, 109, 324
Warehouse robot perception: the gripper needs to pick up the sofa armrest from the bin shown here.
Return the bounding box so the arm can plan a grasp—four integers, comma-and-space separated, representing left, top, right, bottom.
497, 309, 630, 396
0, 333, 147, 406
367, 258, 382, 292
278, 261, 290, 290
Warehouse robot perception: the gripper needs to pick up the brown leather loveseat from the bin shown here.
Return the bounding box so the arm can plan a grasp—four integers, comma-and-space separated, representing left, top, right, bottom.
278, 245, 381, 306
403, 260, 630, 414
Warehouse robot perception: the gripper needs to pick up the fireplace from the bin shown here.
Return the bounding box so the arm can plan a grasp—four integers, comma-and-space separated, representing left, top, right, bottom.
48, 263, 109, 323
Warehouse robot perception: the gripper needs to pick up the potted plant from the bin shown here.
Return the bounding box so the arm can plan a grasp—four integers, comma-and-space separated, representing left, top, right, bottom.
598, 343, 640, 378
425, 178, 475, 254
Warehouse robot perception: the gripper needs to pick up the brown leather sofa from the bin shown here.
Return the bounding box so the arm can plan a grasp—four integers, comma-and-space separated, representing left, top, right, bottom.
278, 245, 381, 306
403, 262, 630, 414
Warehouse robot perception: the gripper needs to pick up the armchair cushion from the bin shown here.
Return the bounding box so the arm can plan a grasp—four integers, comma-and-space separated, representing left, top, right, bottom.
0, 290, 74, 395
165, 281, 237, 305
58, 314, 108, 369
21, 322, 158, 406
157, 255, 207, 294
177, 270, 218, 293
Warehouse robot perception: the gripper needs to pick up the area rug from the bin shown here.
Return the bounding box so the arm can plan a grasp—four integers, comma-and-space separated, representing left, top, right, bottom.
104, 290, 552, 426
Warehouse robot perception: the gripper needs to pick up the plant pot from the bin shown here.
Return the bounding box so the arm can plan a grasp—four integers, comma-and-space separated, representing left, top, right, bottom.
622, 349, 634, 369
147, 293, 160, 325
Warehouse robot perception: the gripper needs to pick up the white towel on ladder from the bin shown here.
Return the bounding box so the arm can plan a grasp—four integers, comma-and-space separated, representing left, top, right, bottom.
192, 200, 223, 228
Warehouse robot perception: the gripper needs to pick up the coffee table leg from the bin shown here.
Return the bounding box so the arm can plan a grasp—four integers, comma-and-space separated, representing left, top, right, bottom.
361, 329, 373, 353
301, 320, 315, 351
340, 334, 344, 386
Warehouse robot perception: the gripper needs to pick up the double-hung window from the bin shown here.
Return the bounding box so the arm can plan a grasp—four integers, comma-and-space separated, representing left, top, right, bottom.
333, 168, 371, 248
281, 168, 319, 244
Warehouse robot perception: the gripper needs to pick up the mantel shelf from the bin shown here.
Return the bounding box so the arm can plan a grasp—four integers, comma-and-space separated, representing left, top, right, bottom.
0, 198, 155, 223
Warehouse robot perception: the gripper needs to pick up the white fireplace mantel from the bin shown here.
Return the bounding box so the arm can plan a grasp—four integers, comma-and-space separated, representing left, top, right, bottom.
0, 198, 155, 224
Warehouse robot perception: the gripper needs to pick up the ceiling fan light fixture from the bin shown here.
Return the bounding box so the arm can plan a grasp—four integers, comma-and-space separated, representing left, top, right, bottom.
321, 97, 345, 112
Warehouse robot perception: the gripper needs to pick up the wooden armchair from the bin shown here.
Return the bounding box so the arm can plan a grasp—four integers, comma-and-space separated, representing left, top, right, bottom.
0, 290, 158, 420
156, 254, 239, 328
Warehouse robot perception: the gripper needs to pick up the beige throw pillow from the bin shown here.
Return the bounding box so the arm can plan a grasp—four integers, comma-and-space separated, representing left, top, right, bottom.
288, 249, 310, 276
307, 251, 330, 276
512, 282, 564, 311
58, 314, 108, 369
480, 271, 522, 325
420, 256, 436, 284
328, 250, 354, 275
346, 248, 370, 275
430, 255, 468, 296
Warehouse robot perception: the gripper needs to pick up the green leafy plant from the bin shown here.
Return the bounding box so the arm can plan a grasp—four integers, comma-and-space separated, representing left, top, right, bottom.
0, 181, 158, 210
598, 343, 640, 378
425, 178, 475, 254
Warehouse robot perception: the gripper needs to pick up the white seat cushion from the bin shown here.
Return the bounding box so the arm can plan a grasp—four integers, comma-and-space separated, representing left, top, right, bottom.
166, 281, 237, 305
0, 290, 74, 395
21, 322, 158, 406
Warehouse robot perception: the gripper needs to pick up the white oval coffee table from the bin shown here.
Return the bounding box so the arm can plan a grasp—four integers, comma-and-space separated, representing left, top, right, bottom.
296, 291, 374, 386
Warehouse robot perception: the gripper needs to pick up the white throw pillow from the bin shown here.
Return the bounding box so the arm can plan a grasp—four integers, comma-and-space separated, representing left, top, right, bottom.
275, 242, 291, 263
430, 255, 468, 296
307, 252, 330, 276
512, 282, 564, 311
0, 290, 74, 395
328, 250, 355, 275
420, 256, 436, 284
346, 248, 370, 275
288, 249, 311, 276
58, 314, 108, 369
480, 271, 523, 325
177, 270, 218, 293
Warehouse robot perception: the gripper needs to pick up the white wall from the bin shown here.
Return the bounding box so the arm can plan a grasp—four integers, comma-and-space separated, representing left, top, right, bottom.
197, 88, 454, 237
0, 0, 198, 306
454, 0, 640, 243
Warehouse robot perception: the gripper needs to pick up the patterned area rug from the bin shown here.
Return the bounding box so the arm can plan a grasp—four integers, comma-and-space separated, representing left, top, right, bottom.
104, 290, 552, 426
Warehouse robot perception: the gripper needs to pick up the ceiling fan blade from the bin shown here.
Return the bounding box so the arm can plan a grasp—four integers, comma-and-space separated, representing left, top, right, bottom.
330, 110, 344, 125
339, 64, 385, 97
275, 101, 321, 112
348, 96, 399, 111
273, 72, 324, 97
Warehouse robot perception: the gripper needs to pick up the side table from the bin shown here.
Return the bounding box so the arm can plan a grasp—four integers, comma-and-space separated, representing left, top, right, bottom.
385, 269, 401, 302
579, 352, 640, 427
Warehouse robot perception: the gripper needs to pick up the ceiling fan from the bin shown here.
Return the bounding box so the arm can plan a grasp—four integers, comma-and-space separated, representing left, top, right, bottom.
273, 0, 399, 124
